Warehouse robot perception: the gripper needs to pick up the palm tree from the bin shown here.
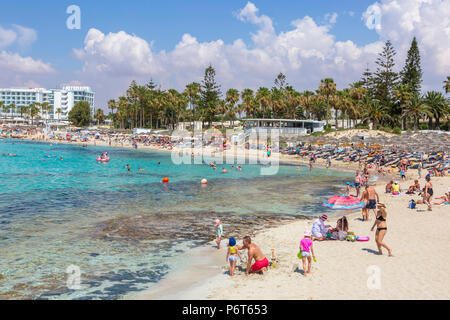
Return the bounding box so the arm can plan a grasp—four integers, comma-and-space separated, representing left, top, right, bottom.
255, 87, 271, 118
319, 78, 336, 126
444, 76, 450, 94
56, 108, 62, 121
394, 84, 413, 130
29, 103, 40, 126
241, 88, 256, 119
19, 105, 29, 119
423, 91, 449, 130
185, 82, 201, 130
94, 109, 105, 125
362, 98, 391, 129
402, 94, 431, 130
107, 99, 116, 115
225, 88, 239, 126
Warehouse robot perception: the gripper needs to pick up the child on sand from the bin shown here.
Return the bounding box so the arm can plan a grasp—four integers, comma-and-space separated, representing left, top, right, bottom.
299, 231, 315, 275
215, 219, 223, 249
226, 237, 242, 277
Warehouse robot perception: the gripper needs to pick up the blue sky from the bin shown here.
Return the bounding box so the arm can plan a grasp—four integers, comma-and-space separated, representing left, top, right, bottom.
0, 0, 448, 108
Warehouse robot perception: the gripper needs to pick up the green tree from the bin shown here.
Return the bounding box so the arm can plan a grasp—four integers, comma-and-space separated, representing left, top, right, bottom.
56, 108, 62, 121
255, 87, 271, 118
68, 101, 92, 127
319, 78, 336, 126
94, 108, 105, 125
402, 94, 430, 130
373, 40, 399, 111
241, 88, 257, 118
200, 65, 221, 127
444, 76, 450, 94
401, 37, 423, 96
29, 103, 40, 125
225, 88, 240, 125
185, 82, 202, 129
423, 91, 449, 129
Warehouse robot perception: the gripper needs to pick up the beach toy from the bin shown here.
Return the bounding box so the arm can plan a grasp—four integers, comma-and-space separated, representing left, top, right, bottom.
201, 179, 208, 184
162, 177, 169, 183
96, 157, 110, 162
297, 252, 302, 259
356, 236, 370, 242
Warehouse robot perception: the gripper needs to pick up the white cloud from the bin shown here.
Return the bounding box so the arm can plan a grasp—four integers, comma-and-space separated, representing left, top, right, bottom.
325, 12, 339, 24
72, 1, 448, 107
12, 24, 37, 46
362, 0, 450, 90
0, 25, 37, 48
0, 51, 55, 74
0, 26, 17, 48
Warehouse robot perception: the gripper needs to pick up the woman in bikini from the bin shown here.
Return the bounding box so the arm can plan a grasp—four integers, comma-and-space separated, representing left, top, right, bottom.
424, 176, 433, 211
370, 203, 392, 256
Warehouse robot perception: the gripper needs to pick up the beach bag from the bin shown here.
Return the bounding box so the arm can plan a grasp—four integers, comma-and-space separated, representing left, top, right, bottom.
408, 201, 416, 209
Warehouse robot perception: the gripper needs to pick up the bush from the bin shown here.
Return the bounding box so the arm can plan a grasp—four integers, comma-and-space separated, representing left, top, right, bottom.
392, 127, 402, 135
68, 101, 92, 127
379, 127, 392, 133
355, 123, 370, 129
440, 122, 449, 131
418, 123, 429, 130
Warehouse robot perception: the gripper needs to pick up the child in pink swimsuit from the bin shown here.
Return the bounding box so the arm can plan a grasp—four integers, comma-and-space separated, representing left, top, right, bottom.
299, 231, 315, 276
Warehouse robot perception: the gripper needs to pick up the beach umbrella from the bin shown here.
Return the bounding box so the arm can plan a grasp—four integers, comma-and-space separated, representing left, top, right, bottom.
323, 195, 365, 210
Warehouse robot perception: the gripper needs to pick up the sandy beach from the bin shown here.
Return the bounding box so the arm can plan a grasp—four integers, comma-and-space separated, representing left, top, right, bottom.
130, 173, 450, 300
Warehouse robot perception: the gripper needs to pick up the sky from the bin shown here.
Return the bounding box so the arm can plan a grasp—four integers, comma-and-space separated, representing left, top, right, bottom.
0, 0, 449, 110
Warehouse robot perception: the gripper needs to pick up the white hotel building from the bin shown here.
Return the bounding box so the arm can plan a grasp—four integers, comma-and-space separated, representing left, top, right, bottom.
0, 86, 95, 121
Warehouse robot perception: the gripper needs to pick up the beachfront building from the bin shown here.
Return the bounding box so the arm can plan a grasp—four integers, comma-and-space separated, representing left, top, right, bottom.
0, 86, 95, 122
243, 118, 326, 135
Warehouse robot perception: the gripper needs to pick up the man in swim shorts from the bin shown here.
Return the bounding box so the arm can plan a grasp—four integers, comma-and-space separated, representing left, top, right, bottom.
237, 236, 268, 275
365, 184, 379, 219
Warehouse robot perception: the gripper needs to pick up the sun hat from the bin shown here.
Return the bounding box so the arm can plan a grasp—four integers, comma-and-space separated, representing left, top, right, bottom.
304, 231, 312, 237
229, 237, 236, 246
394, 181, 399, 184
320, 214, 328, 220
377, 203, 386, 208
215, 219, 220, 226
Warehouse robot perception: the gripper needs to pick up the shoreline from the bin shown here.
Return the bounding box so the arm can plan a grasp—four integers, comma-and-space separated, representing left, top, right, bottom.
130, 175, 450, 300
4, 137, 447, 300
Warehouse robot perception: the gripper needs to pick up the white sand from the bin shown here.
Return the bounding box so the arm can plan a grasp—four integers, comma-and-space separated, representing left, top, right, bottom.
204, 175, 450, 300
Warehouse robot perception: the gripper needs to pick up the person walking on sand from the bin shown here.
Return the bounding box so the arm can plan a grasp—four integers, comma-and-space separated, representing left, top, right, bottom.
299, 231, 315, 276
365, 184, 379, 220
370, 203, 392, 256
226, 237, 242, 277
423, 176, 434, 211
237, 236, 269, 276
215, 219, 223, 249
354, 171, 362, 197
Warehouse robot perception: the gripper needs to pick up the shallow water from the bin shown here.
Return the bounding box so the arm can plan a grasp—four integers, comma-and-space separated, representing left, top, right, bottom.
0, 139, 351, 299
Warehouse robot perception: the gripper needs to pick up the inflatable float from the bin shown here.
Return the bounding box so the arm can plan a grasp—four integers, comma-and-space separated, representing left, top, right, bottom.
356, 236, 370, 242
96, 157, 110, 162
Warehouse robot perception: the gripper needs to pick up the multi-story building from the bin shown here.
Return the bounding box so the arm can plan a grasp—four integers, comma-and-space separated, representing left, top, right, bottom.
0, 86, 95, 121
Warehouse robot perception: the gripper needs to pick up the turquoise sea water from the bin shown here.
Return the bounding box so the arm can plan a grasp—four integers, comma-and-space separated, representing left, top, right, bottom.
0, 139, 351, 299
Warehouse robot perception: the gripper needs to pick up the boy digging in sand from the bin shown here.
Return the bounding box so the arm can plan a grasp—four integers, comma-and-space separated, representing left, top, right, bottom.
299, 231, 315, 275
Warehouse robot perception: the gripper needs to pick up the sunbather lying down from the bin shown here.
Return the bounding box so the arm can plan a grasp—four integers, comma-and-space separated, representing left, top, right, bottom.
433, 191, 450, 205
